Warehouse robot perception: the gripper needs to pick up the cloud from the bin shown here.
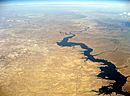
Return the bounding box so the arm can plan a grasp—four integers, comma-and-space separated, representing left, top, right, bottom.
128, 12, 130, 16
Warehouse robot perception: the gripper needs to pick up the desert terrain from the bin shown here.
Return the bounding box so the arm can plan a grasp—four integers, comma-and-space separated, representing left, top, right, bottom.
0, 3, 130, 96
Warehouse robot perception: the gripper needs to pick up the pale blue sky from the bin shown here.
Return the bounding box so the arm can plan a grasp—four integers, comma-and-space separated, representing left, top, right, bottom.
1, 0, 130, 2
0, 0, 129, 5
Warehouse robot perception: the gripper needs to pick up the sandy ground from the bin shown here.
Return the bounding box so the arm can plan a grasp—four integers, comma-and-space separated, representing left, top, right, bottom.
0, 4, 130, 96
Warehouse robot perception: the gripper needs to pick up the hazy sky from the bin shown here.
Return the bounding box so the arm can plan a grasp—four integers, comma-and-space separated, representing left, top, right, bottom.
0, 0, 130, 4
1, 0, 130, 2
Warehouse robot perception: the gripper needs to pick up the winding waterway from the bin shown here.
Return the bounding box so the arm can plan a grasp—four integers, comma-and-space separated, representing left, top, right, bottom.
57, 31, 130, 96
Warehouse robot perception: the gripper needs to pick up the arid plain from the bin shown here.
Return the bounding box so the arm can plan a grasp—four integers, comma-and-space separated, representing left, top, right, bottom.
0, 3, 130, 96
